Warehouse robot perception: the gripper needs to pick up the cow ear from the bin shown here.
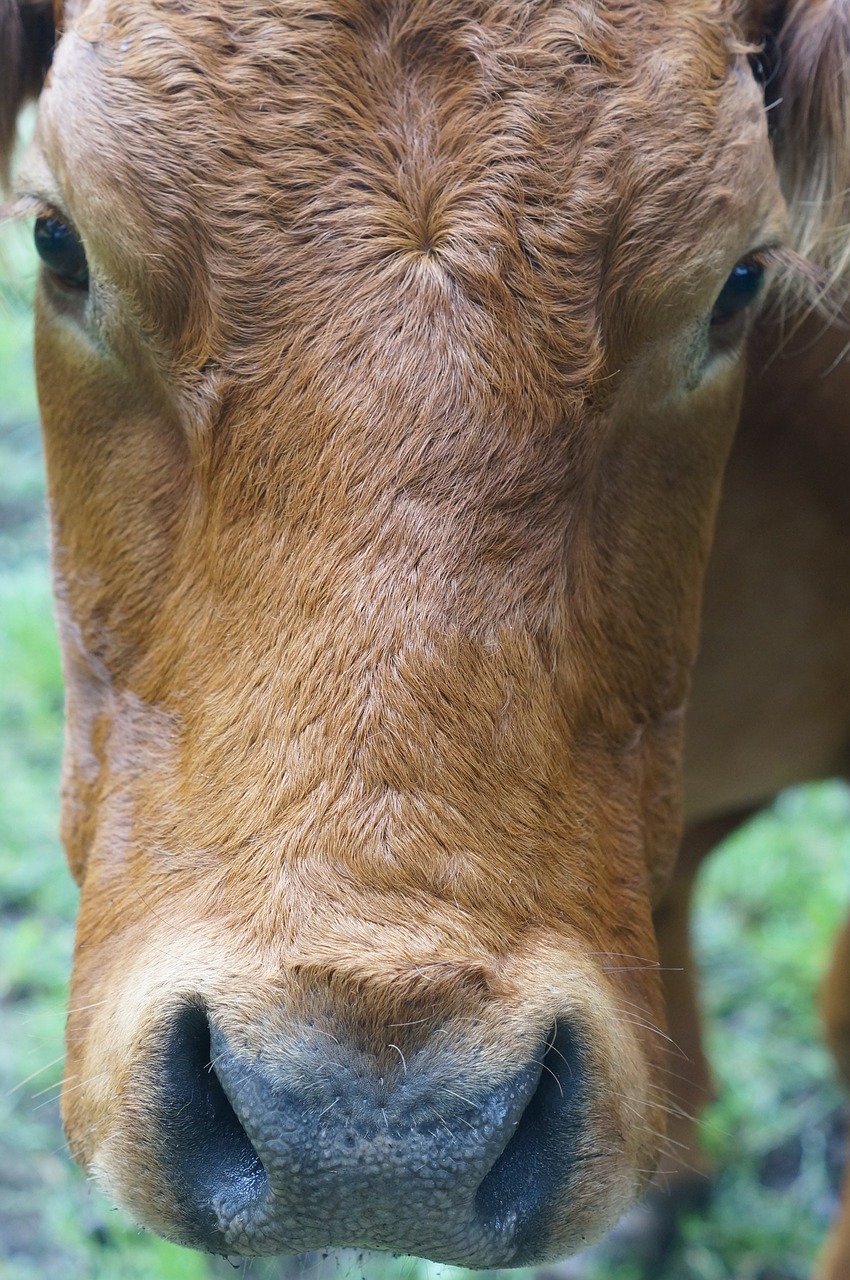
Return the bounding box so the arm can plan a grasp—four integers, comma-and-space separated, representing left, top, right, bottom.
768, 0, 850, 298
0, 0, 58, 187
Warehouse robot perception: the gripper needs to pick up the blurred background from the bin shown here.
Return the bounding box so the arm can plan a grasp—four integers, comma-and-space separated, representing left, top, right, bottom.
1, 209, 849, 1280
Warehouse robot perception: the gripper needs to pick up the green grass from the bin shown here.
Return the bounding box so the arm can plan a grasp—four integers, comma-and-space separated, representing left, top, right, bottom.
0, 214, 848, 1280
682, 787, 850, 1280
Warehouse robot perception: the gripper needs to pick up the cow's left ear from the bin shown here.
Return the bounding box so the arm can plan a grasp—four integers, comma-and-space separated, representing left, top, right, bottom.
0, 0, 59, 187
763, 0, 850, 297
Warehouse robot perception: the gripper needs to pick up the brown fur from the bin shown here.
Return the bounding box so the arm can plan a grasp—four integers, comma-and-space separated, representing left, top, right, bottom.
1, 0, 849, 1273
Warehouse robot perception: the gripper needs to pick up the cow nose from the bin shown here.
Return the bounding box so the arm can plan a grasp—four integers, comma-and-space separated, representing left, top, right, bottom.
153, 1005, 583, 1267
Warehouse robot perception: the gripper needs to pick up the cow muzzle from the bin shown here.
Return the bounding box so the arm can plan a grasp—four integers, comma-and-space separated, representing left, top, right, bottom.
144, 1005, 584, 1266
73, 938, 662, 1268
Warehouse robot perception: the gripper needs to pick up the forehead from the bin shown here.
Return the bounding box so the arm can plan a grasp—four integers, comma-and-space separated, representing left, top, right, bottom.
55, 0, 750, 202
38, 0, 769, 371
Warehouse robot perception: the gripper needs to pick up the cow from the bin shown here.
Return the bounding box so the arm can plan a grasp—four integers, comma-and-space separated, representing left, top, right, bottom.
1, 0, 849, 1273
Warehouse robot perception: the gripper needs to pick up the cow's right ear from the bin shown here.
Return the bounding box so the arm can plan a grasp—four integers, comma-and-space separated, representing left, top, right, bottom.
0, 0, 58, 187
761, 0, 850, 302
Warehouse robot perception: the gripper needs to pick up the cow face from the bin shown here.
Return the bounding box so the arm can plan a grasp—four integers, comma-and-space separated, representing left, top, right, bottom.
1, 0, 843, 1266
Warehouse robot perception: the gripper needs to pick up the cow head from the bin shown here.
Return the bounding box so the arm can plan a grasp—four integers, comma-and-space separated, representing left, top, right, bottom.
1, 0, 848, 1266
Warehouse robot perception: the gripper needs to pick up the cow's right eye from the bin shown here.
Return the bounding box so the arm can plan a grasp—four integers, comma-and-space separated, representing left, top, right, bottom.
710, 258, 765, 327
34, 214, 90, 290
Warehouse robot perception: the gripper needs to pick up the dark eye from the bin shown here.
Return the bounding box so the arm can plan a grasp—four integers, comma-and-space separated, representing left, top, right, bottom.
711, 259, 765, 327
34, 214, 90, 290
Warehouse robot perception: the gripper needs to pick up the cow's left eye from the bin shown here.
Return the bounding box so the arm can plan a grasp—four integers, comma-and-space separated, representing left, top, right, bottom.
34, 214, 90, 290
710, 259, 765, 326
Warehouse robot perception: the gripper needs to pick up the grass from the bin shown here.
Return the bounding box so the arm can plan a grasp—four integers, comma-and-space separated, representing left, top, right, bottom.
0, 211, 848, 1280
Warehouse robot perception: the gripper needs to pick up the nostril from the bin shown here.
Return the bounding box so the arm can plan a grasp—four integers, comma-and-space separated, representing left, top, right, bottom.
158, 1005, 268, 1246
474, 1023, 583, 1256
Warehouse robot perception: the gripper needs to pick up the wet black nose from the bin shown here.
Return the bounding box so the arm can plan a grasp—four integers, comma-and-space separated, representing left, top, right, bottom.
154, 1006, 584, 1268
